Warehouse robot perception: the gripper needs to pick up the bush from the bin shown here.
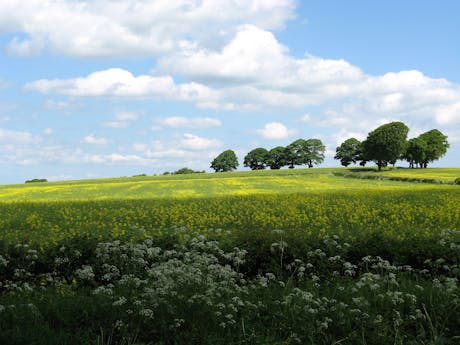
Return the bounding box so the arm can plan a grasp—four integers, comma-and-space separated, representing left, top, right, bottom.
25, 179, 48, 183
173, 167, 205, 175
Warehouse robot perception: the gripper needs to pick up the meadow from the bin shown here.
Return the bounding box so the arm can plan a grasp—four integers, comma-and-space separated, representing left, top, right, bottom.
0, 168, 459, 344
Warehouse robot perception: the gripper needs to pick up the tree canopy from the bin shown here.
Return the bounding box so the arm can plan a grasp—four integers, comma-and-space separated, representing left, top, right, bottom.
362, 121, 409, 170
243, 147, 269, 170
210, 150, 239, 172
418, 129, 449, 168
304, 138, 326, 167
267, 146, 287, 169
334, 138, 362, 167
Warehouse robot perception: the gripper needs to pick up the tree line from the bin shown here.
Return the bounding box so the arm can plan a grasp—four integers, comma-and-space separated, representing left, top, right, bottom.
334, 122, 449, 170
210, 138, 326, 172
210, 122, 449, 173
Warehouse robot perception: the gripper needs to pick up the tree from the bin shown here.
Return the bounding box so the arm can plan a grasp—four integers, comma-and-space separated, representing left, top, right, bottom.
304, 138, 326, 167
418, 129, 449, 168
267, 146, 287, 169
210, 149, 239, 172
362, 121, 409, 171
334, 138, 362, 167
404, 137, 427, 168
285, 139, 307, 168
243, 147, 269, 170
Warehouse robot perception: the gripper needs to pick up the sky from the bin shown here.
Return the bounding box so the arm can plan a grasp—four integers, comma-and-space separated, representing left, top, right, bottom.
0, 0, 459, 183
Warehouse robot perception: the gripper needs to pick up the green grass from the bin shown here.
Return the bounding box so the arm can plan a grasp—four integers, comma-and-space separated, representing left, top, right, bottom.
0, 168, 459, 344
347, 167, 460, 183
0, 167, 458, 201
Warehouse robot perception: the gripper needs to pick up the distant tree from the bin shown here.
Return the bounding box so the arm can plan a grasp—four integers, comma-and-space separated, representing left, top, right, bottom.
418, 129, 449, 168
404, 137, 427, 168
362, 121, 409, 171
304, 138, 326, 167
173, 167, 204, 174
334, 138, 362, 167
244, 148, 269, 170
267, 146, 287, 169
210, 149, 239, 172
285, 139, 308, 168
25, 178, 48, 183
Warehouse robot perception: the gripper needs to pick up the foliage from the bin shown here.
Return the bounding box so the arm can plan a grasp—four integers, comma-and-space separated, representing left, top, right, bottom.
25, 178, 48, 183
210, 150, 239, 172
285, 139, 308, 168
284, 138, 326, 168
404, 137, 428, 168
0, 168, 459, 344
266, 146, 287, 169
304, 138, 326, 167
243, 148, 269, 170
334, 138, 362, 167
362, 121, 409, 170
0, 231, 459, 344
418, 129, 449, 168
173, 167, 205, 174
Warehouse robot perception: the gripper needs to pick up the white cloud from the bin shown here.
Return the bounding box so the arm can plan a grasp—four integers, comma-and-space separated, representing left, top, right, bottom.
132, 143, 148, 152
256, 122, 296, 140
157, 25, 460, 131
435, 101, 460, 125
26, 68, 219, 102
180, 133, 222, 150
115, 111, 139, 121
0, 128, 41, 144
84, 153, 152, 165
105, 111, 140, 128
154, 116, 221, 129
5, 35, 44, 56
83, 134, 109, 145
0, 0, 295, 57
158, 25, 364, 104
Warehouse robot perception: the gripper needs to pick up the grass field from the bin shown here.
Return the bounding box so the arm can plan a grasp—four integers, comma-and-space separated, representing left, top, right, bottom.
0, 168, 459, 344
0, 167, 458, 201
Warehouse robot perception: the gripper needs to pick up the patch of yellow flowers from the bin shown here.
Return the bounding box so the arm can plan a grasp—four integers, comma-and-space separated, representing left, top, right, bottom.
0, 187, 458, 247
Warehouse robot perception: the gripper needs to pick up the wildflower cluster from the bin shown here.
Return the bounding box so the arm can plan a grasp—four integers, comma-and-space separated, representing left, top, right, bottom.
0, 230, 459, 344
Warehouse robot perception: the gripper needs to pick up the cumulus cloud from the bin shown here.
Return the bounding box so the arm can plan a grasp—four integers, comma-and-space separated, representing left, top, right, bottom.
180, 133, 222, 150
256, 122, 296, 140
0, 0, 295, 57
5, 35, 44, 56
25, 68, 219, 102
82, 134, 110, 145
157, 25, 460, 129
154, 116, 221, 129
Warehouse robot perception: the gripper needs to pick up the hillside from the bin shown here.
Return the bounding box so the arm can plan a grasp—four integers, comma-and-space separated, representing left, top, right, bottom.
0, 167, 458, 201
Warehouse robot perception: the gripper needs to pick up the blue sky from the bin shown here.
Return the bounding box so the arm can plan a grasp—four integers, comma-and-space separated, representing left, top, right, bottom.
0, 0, 459, 183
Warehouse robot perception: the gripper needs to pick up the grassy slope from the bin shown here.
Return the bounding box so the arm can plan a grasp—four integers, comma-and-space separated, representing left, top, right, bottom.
347, 167, 460, 182
0, 167, 458, 201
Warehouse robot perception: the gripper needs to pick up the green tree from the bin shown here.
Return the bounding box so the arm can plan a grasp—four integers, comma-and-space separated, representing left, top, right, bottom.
418, 129, 449, 168
285, 139, 308, 168
210, 149, 239, 172
243, 147, 269, 170
334, 138, 362, 167
267, 146, 287, 169
362, 121, 409, 171
404, 137, 427, 168
304, 138, 326, 168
